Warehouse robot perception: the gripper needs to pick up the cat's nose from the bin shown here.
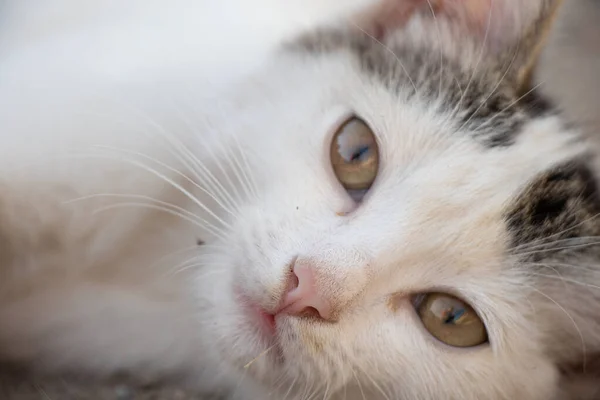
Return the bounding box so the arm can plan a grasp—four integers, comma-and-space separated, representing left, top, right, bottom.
278, 261, 334, 321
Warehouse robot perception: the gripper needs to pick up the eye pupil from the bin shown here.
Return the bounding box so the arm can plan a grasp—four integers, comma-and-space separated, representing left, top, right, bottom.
351, 146, 369, 161
442, 309, 454, 324
443, 307, 465, 324
415, 293, 488, 348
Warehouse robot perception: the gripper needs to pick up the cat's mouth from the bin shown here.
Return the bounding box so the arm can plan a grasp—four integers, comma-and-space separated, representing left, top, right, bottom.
239, 303, 288, 371
234, 286, 275, 334
249, 302, 277, 338
233, 286, 285, 363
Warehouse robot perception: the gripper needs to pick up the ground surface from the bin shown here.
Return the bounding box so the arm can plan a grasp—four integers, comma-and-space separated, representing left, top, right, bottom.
0, 367, 221, 400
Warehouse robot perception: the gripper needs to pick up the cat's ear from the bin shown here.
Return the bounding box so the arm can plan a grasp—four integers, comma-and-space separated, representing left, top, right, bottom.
362, 0, 564, 93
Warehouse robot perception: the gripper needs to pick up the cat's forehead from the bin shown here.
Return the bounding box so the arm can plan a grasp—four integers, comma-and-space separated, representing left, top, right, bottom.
289, 28, 554, 148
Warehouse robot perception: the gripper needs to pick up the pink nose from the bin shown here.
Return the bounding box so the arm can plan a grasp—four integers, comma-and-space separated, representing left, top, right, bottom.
278, 262, 333, 321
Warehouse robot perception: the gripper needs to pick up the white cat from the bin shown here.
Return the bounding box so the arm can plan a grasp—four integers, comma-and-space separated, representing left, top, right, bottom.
0, 0, 598, 399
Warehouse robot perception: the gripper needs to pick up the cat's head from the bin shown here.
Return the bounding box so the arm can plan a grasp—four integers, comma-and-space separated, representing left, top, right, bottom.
195, 1, 600, 398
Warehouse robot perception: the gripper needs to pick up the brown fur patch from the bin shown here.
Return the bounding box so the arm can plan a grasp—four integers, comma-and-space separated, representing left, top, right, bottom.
505, 160, 600, 260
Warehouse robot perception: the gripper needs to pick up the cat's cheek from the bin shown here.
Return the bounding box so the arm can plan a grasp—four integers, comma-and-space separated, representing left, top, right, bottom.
503, 359, 560, 400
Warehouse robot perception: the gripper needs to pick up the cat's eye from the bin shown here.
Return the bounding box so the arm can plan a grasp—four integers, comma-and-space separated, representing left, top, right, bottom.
415, 293, 488, 348
330, 117, 379, 192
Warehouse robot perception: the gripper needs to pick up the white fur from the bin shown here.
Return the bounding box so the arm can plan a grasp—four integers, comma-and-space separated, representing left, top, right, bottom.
191, 50, 584, 399
0, 1, 590, 399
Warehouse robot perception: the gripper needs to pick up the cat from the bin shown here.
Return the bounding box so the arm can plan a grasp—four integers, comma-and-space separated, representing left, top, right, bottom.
0, 0, 599, 399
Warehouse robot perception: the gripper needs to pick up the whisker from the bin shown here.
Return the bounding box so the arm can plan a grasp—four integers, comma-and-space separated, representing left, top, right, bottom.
529, 272, 600, 292
350, 22, 418, 95
165, 101, 242, 212
78, 98, 241, 217
244, 345, 276, 369
76, 106, 207, 188
456, 41, 520, 133
453, 3, 493, 117
306, 382, 326, 400
355, 364, 391, 400
477, 81, 545, 132
66, 192, 227, 238
231, 134, 260, 200
352, 369, 367, 400
523, 259, 600, 274
529, 286, 586, 372
528, 263, 569, 292
283, 375, 299, 399
524, 297, 538, 326
73, 150, 232, 231
512, 233, 600, 253
510, 207, 600, 253
424, 0, 444, 101
299, 369, 313, 400
219, 139, 257, 204
91, 145, 236, 221
453, 76, 464, 103
206, 140, 246, 210
167, 254, 223, 276
322, 381, 330, 400
193, 267, 229, 281
513, 240, 600, 258
270, 375, 288, 397
92, 202, 226, 240
147, 243, 203, 269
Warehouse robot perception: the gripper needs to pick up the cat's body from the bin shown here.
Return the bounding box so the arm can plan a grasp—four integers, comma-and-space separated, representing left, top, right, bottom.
0, 0, 599, 399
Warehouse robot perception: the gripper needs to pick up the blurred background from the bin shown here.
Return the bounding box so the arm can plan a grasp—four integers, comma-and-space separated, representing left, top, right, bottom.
537, 0, 600, 144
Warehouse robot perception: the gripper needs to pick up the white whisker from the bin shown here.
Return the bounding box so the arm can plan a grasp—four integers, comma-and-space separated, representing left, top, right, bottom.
525, 259, 600, 274
220, 139, 257, 203
453, 3, 493, 117
350, 22, 418, 95
92, 145, 236, 219
529, 272, 600, 292
514, 240, 600, 258
284, 376, 299, 400
512, 233, 600, 253
72, 150, 232, 231
477, 81, 545, 132
152, 245, 203, 270
352, 369, 367, 400
425, 0, 444, 101
530, 286, 586, 372
244, 345, 276, 369
355, 364, 391, 400
456, 42, 520, 133
92, 202, 226, 240
165, 101, 242, 212
66, 192, 227, 239
231, 133, 260, 199
167, 254, 222, 276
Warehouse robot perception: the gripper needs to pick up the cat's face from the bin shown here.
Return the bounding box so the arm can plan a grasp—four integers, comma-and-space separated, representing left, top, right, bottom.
195, 1, 600, 398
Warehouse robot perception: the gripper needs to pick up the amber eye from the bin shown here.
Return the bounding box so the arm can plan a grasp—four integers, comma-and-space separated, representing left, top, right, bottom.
415, 293, 488, 348
330, 117, 379, 191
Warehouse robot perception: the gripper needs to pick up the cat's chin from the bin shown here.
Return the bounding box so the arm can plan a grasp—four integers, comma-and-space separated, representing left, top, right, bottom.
221, 288, 330, 395
201, 283, 282, 379
234, 292, 286, 364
